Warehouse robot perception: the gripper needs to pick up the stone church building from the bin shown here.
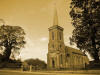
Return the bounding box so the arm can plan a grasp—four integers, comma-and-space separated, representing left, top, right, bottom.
47, 9, 89, 70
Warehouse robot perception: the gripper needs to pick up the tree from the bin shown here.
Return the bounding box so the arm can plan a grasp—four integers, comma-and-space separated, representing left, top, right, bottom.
24, 58, 47, 69
0, 25, 26, 61
70, 0, 100, 61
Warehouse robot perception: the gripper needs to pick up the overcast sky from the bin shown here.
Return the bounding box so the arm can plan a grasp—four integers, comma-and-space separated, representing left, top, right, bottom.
0, 0, 77, 62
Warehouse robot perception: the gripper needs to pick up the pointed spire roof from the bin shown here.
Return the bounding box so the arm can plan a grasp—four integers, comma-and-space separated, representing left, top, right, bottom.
48, 3, 63, 31
53, 5, 58, 26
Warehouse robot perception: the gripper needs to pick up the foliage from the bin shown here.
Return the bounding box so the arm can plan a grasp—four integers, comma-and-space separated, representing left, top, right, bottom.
0, 25, 26, 61
0, 59, 22, 68
24, 58, 47, 70
0, 54, 3, 63
70, 0, 100, 61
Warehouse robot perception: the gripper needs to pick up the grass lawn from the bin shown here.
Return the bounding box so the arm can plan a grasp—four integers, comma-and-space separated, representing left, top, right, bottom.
0, 70, 100, 75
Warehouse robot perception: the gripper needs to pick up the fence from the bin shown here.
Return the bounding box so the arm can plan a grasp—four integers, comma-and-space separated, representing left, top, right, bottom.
0, 64, 89, 72
21, 65, 44, 71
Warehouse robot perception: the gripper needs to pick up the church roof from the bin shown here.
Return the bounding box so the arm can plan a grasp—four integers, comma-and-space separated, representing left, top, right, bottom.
65, 46, 86, 56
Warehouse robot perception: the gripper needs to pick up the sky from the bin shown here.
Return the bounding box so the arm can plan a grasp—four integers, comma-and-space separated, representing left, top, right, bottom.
0, 0, 87, 62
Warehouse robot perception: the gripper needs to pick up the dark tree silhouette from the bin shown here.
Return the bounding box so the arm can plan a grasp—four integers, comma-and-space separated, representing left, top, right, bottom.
0, 25, 26, 61
24, 58, 47, 69
70, 0, 100, 62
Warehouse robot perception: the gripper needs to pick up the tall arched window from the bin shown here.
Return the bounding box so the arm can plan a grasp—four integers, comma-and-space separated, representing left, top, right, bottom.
52, 32, 54, 40
60, 44, 62, 48
60, 55, 63, 64
59, 32, 61, 40
52, 44, 54, 48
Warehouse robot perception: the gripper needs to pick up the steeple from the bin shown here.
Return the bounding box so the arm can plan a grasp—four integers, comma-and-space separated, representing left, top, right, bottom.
48, 3, 63, 30
53, 5, 58, 26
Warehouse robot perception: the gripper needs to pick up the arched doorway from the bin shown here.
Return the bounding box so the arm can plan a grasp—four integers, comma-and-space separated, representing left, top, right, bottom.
52, 59, 55, 68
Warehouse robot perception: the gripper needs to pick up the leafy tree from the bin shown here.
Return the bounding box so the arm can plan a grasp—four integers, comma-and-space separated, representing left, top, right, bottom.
0, 25, 26, 61
70, 0, 100, 61
24, 58, 47, 69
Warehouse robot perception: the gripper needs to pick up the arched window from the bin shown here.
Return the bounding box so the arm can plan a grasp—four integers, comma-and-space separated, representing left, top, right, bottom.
52, 32, 54, 40
60, 55, 63, 64
52, 44, 54, 48
59, 32, 61, 40
60, 44, 62, 48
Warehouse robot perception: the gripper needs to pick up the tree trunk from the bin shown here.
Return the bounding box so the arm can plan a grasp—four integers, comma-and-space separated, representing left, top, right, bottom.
93, 51, 99, 62
3, 47, 12, 61
91, 26, 99, 62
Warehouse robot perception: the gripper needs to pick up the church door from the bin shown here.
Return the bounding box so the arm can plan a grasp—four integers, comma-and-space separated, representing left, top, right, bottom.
52, 59, 55, 68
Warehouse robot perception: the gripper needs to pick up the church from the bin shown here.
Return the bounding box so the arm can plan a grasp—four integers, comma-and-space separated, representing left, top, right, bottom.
47, 9, 89, 70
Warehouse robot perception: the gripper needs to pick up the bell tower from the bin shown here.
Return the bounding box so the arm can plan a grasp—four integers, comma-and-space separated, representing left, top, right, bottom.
47, 8, 66, 69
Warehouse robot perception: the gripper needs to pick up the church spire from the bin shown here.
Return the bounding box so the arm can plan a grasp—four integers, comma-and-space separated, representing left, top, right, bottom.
53, 5, 58, 26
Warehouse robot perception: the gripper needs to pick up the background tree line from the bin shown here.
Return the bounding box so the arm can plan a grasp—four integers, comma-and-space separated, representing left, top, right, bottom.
23, 58, 47, 70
